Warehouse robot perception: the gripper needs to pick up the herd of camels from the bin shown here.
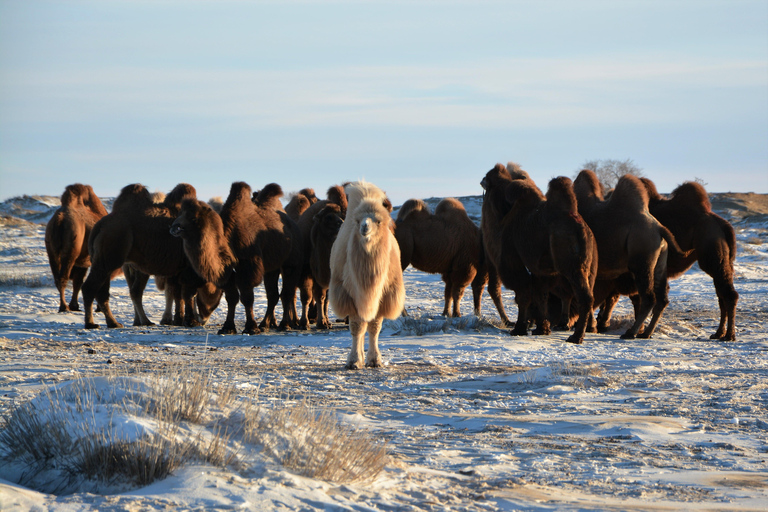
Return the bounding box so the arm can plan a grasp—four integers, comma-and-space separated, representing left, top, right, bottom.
44, 162, 739, 368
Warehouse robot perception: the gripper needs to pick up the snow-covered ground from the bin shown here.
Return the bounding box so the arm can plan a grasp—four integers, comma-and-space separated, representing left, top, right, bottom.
0, 193, 767, 511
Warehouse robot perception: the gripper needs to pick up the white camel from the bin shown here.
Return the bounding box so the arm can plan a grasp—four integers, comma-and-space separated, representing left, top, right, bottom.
329, 181, 405, 369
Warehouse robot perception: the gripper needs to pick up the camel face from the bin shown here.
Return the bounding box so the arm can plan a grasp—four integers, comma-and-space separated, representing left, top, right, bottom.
355, 207, 386, 245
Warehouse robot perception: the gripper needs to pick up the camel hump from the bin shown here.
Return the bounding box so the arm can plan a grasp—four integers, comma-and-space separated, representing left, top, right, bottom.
671, 181, 712, 213
506, 177, 544, 206
573, 169, 604, 201
326, 185, 348, 214
297, 188, 318, 204
113, 183, 153, 211
640, 177, 663, 201
224, 182, 253, 208
546, 176, 578, 212
164, 183, 197, 208
396, 199, 429, 222
506, 161, 531, 180
60, 183, 89, 207
435, 198, 465, 216
609, 174, 649, 211
254, 183, 284, 206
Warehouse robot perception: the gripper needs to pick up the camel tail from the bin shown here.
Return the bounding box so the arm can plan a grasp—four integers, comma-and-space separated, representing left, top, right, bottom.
660, 225, 691, 259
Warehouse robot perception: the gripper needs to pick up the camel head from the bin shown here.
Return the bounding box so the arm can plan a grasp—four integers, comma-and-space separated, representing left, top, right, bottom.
480, 163, 512, 193
313, 203, 344, 237
164, 183, 197, 210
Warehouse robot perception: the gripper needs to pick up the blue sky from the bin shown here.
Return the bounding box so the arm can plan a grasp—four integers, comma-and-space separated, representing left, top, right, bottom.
1, 0, 767, 204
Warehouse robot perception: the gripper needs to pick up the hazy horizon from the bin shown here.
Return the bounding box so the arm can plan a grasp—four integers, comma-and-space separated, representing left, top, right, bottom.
2, 1, 767, 205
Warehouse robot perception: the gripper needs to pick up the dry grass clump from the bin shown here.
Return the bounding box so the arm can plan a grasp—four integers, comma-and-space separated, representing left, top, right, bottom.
248, 401, 389, 483
0, 270, 50, 288
0, 368, 389, 494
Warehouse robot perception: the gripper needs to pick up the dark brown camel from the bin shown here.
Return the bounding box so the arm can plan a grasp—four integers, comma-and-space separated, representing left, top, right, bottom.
308, 203, 344, 329
171, 182, 302, 334
394, 197, 488, 318
491, 176, 598, 344
81, 183, 197, 329
296, 185, 348, 329
480, 163, 538, 326
45, 184, 108, 312
598, 179, 738, 341
573, 170, 687, 339
285, 188, 318, 222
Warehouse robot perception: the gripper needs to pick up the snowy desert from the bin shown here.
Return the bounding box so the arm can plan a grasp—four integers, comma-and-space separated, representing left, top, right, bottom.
0, 190, 767, 511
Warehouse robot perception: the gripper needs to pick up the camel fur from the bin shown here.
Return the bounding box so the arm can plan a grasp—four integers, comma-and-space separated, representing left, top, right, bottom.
480, 163, 539, 326
598, 178, 739, 341
45, 183, 108, 312
497, 176, 598, 344
82, 183, 197, 329
285, 188, 318, 222
296, 185, 348, 329
573, 170, 686, 339
395, 197, 488, 318
329, 181, 404, 369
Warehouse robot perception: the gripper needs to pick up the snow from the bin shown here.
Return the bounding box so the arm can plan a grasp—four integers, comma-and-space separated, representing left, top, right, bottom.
0, 194, 767, 511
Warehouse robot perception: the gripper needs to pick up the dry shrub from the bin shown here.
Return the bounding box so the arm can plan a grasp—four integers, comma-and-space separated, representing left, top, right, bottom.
248, 401, 389, 483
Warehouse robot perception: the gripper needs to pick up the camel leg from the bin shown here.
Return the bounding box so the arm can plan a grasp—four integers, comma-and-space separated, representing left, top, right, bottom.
96, 280, 122, 328
218, 282, 240, 335
451, 281, 466, 318
125, 268, 154, 326
622, 264, 656, 339
346, 316, 366, 370
711, 276, 739, 341
530, 278, 551, 336
278, 266, 301, 331
160, 284, 176, 325
68, 266, 87, 312
638, 264, 670, 339
442, 279, 452, 317
240, 282, 260, 335
259, 270, 280, 331
471, 269, 487, 317
488, 264, 512, 326
365, 317, 384, 368
83, 266, 122, 329
298, 275, 313, 330
596, 292, 620, 333
565, 276, 593, 345
313, 282, 332, 329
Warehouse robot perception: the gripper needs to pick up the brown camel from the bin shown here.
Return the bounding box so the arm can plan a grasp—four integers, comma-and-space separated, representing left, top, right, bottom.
285, 188, 318, 222
573, 170, 687, 339
296, 185, 348, 329
598, 179, 738, 341
82, 183, 198, 329
480, 162, 539, 326
171, 182, 302, 334
394, 197, 488, 318
45, 184, 108, 312
489, 176, 598, 344
308, 203, 345, 329
329, 181, 405, 369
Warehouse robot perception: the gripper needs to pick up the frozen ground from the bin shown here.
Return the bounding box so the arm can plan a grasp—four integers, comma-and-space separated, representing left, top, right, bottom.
0, 192, 767, 511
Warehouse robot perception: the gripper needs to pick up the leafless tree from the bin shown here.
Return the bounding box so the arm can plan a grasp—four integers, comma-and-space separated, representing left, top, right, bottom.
578, 159, 644, 193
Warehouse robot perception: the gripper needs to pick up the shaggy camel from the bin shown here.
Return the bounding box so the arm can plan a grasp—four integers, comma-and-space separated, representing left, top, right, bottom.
480, 162, 538, 326
82, 183, 197, 329
171, 182, 302, 334
573, 170, 686, 339
394, 197, 488, 318
598, 179, 738, 341
308, 203, 344, 329
495, 176, 598, 344
285, 188, 318, 222
329, 181, 405, 369
296, 185, 348, 329
45, 183, 108, 312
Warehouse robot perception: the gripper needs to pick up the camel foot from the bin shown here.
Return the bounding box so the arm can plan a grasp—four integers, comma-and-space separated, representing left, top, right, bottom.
58, 306, 70, 313
620, 331, 636, 340
107, 322, 124, 329
317, 320, 332, 330
510, 327, 528, 336
243, 326, 262, 335
345, 360, 363, 370
365, 358, 383, 368
552, 323, 570, 332
84, 323, 100, 329
185, 318, 203, 328
566, 334, 584, 344
218, 323, 237, 335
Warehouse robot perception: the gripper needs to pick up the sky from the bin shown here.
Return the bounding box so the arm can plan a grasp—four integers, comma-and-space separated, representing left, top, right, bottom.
1, 0, 767, 205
